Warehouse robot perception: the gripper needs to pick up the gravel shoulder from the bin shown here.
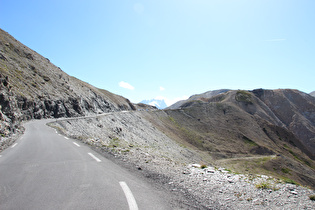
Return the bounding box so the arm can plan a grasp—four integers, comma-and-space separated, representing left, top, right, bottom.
49, 111, 315, 209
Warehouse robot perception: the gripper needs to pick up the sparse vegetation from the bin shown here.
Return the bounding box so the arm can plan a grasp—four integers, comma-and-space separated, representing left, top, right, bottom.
282, 177, 299, 185
286, 149, 312, 168
225, 168, 232, 173
255, 182, 271, 189
109, 137, 121, 148
242, 136, 258, 146
255, 181, 279, 191
281, 168, 290, 174
168, 116, 177, 125
168, 115, 204, 149
200, 164, 207, 169
235, 90, 253, 104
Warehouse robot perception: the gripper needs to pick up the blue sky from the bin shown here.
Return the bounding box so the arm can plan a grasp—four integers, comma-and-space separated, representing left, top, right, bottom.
1, 0, 314, 105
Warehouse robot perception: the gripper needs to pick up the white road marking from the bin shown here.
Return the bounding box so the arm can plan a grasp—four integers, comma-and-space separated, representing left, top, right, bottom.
73, 142, 81, 147
11, 143, 18, 148
0, 155, 2, 158
88, 153, 101, 162
119, 182, 139, 210
64, 137, 69, 140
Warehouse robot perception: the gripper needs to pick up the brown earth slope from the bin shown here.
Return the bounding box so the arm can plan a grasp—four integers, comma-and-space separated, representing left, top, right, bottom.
145, 89, 315, 188
168, 89, 230, 109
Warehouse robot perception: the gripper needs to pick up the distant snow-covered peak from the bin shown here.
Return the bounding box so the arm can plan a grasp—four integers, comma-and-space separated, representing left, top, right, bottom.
140, 98, 167, 109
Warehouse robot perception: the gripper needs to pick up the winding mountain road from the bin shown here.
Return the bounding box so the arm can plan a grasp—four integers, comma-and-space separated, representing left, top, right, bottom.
0, 120, 172, 209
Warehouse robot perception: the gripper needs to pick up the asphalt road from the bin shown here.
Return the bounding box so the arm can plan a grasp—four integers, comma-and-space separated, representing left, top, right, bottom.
0, 120, 172, 210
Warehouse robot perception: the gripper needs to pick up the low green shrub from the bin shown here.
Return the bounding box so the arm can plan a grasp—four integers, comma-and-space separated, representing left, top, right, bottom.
283, 178, 298, 185
255, 182, 271, 189
200, 164, 207, 169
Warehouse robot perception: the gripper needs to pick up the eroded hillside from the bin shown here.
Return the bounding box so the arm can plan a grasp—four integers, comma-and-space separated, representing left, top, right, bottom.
149, 89, 315, 188
0, 28, 135, 149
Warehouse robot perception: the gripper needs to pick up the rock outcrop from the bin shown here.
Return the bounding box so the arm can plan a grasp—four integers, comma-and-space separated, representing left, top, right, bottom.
0, 28, 135, 148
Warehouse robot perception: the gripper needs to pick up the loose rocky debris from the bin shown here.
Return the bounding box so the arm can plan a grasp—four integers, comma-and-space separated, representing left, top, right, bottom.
170, 165, 315, 209
50, 111, 315, 209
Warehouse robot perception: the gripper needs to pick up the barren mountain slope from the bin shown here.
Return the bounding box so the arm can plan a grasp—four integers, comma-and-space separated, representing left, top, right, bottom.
0, 29, 134, 147
167, 89, 230, 109
144, 90, 315, 188
252, 89, 315, 157
310, 91, 315, 97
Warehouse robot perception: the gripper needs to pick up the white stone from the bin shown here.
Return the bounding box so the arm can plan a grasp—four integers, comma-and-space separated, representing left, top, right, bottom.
192, 164, 201, 168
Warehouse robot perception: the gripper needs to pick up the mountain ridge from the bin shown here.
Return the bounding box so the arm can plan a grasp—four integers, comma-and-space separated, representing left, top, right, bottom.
144, 89, 315, 188
167, 89, 230, 109
172, 88, 315, 159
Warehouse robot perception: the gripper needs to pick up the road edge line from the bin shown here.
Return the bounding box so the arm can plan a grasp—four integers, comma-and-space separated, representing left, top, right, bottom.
73, 142, 81, 147
119, 181, 139, 210
11, 143, 18, 148
87, 152, 101, 162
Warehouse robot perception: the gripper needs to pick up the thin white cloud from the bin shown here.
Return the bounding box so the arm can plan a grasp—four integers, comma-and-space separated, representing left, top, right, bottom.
119, 81, 135, 90
264, 38, 286, 42
159, 86, 165, 91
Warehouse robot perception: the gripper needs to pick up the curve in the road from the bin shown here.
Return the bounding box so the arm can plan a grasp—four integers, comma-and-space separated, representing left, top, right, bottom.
0, 119, 172, 210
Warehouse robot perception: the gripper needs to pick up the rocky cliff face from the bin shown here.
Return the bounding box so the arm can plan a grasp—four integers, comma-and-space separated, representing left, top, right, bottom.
0, 29, 135, 143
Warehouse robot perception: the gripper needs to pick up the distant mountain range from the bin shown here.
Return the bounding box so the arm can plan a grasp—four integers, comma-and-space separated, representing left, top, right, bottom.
140, 98, 167, 109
